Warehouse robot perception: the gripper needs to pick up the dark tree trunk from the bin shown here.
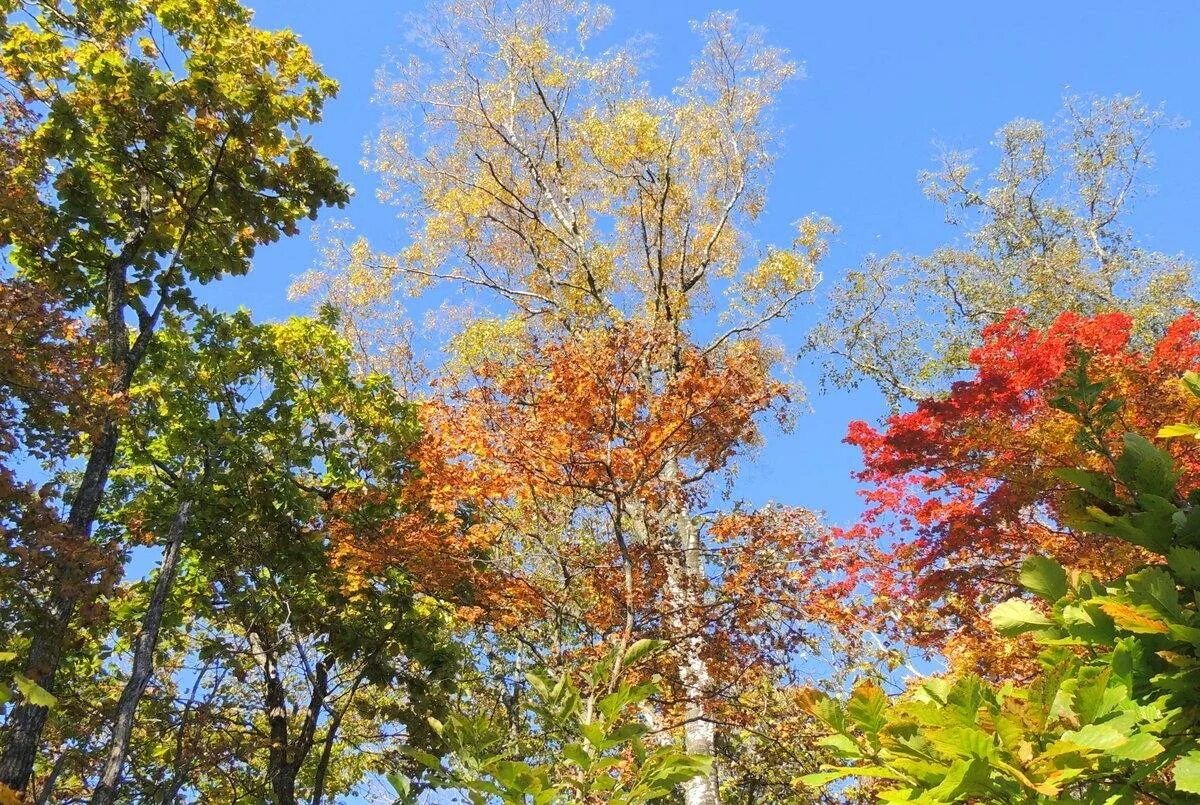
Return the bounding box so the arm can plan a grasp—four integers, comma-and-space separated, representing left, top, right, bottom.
90, 502, 193, 805
309, 668, 351, 805
249, 626, 296, 805
0, 420, 120, 792
0, 223, 153, 792
34, 747, 69, 805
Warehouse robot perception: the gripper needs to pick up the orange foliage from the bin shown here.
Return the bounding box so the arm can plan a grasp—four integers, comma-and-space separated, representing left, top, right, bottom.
439, 322, 787, 503
334, 322, 842, 704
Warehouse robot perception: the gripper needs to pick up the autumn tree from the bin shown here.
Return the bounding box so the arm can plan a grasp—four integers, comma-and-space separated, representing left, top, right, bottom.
839, 310, 1200, 676
69, 309, 468, 803
296, 1, 838, 800
808, 94, 1195, 406
0, 0, 348, 791
804, 397, 1200, 803
0, 280, 109, 710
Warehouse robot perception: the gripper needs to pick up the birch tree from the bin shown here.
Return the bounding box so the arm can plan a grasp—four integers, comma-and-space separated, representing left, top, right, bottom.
297, 3, 836, 801
808, 94, 1195, 407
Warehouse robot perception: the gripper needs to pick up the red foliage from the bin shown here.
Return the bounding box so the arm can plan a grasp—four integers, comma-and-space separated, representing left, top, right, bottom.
0, 279, 119, 626
842, 310, 1200, 677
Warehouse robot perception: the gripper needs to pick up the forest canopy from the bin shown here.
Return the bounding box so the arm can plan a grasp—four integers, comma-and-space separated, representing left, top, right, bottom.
0, 0, 1197, 803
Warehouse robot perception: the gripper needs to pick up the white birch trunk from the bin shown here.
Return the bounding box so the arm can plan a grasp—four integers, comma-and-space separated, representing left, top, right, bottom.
662, 459, 719, 805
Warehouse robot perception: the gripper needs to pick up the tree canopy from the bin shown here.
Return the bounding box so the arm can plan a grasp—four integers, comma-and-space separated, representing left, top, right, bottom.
0, 0, 1196, 803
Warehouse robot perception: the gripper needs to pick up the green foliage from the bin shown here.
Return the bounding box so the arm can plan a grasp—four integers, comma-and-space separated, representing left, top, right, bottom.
1159, 371, 1200, 441
9, 674, 55, 709
72, 308, 465, 802
0, 0, 350, 791
390, 644, 711, 804
809, 94, 1195, 406
803, 427, 1200, 802
1, 0, 348, 310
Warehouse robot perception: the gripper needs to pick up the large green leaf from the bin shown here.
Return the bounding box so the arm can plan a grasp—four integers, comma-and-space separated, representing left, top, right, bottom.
847, 682, 889, 736
1020, 556, 1069, 602
1174, 751, 1200, 794
990, 599, 1054, 636
12, 675, 56, 709
1115, 433, 1179, 500
1126, 567, 1180, 619
1168, 547, 1200, 587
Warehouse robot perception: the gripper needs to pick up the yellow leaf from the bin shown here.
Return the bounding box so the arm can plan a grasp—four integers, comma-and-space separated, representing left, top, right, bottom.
1099, 602, 1169, 634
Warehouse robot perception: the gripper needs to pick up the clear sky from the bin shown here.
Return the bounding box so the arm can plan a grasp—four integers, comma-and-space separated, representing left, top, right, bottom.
215, 0, 1200, 529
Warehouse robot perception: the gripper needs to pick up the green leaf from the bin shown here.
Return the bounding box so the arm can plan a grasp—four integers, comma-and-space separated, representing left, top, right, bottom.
1174, 507, 1200, 545
1158, 423, 1200, 439
1115, 433, 1179, 499
1020, 556, 1069, 602
1054, 467, 1117, 502
946, 675, 989, 721
1169, 623, 1200, 646
926, 758, 986, 801
1060, 723, 1126, 751
621, 638, 667, 670
989, 599, 1054, 636
800, 688, 847, 733
1168, 547, 1200, 587
386, 772, 411, 798
561, 743, 590, 769
799, 766, 908, 788
1183, 371, 1200, 399
1107, 732, 1163, 761
1060, 603, 1116, 644
1099, 602, 1169, 635
1126, 567, 1180, 619
524, 670, 552, 699
1174, 751, 1200, 794
846, 682, 888, 736
12, 675, 56, 708
581, 722, 605, 748
396, 745, 443, 772
818, 733, 862, 757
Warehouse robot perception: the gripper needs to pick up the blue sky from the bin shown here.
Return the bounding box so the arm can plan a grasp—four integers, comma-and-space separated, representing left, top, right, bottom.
217, 0, 1200, 528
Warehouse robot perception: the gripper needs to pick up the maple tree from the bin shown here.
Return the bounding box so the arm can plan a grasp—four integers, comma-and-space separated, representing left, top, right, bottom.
805, 400, 1200, 803
0, 280, 111, 724
0, 0, 348, 791
328, 322, 851, 799
838, 310, 1200, 677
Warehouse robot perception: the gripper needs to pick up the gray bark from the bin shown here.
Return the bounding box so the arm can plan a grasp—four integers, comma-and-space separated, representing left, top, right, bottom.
90, 501, 193, 805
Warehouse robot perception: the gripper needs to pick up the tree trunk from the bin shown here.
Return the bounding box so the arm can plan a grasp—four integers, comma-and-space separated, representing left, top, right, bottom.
662, 459, 720, 805
0, 225, 149, 792
310, 688, 349, 805
248, 626, 295, 805
0, 419, 120, 792
90, 501, 193, 805
34, 747, 69, 805
309, 713, 341, 805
